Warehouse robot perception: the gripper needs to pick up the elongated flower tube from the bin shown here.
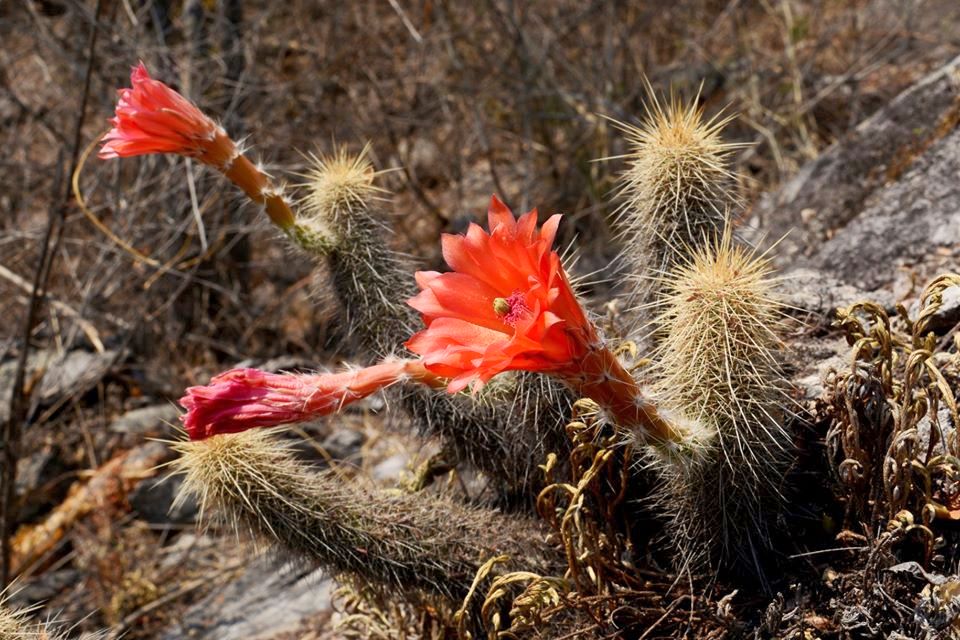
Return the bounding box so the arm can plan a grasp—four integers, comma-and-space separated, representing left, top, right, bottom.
100, 62, 295, 230
180, 360, 440, 439
405, 195, 684, 445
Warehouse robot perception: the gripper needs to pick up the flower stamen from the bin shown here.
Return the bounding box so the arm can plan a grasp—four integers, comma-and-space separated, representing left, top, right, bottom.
493, 290, 529, 326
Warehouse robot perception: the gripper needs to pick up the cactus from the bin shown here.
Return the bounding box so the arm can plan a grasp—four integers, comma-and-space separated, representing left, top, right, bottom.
0, 601, 72, 640
0, 603, 36, 640
172, 429, 560, 625
648, 231, 791, 585
611, 91, 742, 318
100, 64, 807, 635
607, 92, 791, 584
297, 147, 573, 500
298, 145, 414, 354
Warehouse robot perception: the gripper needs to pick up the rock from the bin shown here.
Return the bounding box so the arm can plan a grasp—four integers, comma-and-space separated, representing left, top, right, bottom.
371, 453, 409, 483
14, 446, 56, 496
780, 267, 895, 322
128, 473, 198, 525
110, 403, 180, 435
36, 349, 120, 403
159, 556, 333, 640
318, 426, 364, 461
807, 127, 960, 290
0, 349, 121, 422
14, 443, 71, 521
916, 406, 956, 456
790, 336, 849, 403
749, 54, 960, 271
110, 404, 181, 446
5, 569, 81, 609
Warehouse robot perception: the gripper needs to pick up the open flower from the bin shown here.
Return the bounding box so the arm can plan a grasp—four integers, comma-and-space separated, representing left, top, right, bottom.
404, 195, 685, 445
405, 195, 598, 393
181, 360, 436, 440
99, 62, 236, 167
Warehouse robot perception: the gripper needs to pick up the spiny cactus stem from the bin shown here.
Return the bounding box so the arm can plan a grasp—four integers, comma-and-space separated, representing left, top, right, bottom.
222, 154, 296, 229
289, 223, 337, 255
571, 346, 683, 445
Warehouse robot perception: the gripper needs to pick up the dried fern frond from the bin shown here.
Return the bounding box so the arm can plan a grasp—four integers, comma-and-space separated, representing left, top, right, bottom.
827, 273, 960, 540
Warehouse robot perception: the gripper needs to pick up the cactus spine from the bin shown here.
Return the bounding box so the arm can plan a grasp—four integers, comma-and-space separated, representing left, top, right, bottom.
0, 604, 36, 640
172, 429, 559, 607
0, 601, 73, 640
650, 232, 791, 585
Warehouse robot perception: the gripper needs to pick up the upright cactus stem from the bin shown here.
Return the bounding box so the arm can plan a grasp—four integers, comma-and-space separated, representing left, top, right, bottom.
650, 231, 792, 585
296, 145, 418, 354
172, 429, 559, 609
611, 91, 742, 317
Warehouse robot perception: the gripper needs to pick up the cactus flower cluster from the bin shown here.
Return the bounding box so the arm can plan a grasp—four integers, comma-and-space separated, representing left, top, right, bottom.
102, 63, 687, 448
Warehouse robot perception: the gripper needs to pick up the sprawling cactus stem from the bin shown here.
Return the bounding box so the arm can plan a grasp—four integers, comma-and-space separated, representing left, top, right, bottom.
172, 430, 559, 610
611, 89, 742, 316
650, 230, 791, 586
296, 146, 572, 500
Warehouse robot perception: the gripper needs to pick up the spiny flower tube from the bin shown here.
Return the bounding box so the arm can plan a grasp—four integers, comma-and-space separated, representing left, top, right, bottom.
180, 360, 439, 440
405, 195, 684, 445
100, 62, 295, 230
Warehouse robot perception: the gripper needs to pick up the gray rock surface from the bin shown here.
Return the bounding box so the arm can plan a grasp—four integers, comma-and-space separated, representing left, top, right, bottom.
129, 473, 199, 525
780, 267, 895, 321
807, 127, 960, 290
749, 54, 960, 275
159, 556, 333, 640
110, 403, 180, 436
0, 349, 121, 422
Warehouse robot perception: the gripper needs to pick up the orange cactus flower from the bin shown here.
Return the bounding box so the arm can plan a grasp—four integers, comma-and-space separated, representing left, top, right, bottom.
180, 360, 439, 440
99, 62, 236, 167
100, 62, 296, 229
405, 195, 683, 445
405, 195, 599, 393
